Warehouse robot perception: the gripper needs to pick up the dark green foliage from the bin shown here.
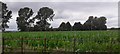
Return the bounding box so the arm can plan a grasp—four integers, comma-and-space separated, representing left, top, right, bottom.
58, 16, 107, 31
73, 22, 83, 31
16, 7, 33, 31
96, 16, 107, 30
83, 16, 107, 30
0, 2, 12, 32
65, 22, 72, 31
59, 22, 66, 31
16, 7, 54, 31
59, 22, 72, 31
34, 7, 55, 31
83, 16, 95, 30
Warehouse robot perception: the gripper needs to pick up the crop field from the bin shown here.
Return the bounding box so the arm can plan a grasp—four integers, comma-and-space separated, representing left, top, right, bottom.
2, 30, 120, 52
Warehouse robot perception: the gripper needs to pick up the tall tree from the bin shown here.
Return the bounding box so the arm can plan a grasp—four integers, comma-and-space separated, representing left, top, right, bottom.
16, 7, 33, 31
0, 2, 12, 32
34, 7, 55, 31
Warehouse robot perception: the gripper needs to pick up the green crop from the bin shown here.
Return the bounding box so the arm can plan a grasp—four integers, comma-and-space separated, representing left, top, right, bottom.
2, 30, 120, 52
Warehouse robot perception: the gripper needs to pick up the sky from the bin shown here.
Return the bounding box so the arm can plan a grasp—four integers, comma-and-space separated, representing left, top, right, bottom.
0, 0, 119, 31
1, 0, 120, 2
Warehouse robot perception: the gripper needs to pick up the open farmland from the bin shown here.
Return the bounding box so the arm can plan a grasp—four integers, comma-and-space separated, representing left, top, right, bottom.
2, 30, 120, 52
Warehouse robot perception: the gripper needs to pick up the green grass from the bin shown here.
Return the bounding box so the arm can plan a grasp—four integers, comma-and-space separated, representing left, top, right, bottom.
2, 30, 120, 52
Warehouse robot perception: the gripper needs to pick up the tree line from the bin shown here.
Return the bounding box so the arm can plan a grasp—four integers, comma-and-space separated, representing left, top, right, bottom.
58, 16, 107, 31
1, 2, 117, 32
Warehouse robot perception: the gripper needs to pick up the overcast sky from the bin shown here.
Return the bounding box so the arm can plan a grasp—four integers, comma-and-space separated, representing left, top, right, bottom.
1, 0, 120, 2
1, 0, 119, 31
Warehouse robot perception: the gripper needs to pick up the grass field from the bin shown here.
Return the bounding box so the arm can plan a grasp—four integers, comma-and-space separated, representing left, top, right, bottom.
2, 30, 120, 52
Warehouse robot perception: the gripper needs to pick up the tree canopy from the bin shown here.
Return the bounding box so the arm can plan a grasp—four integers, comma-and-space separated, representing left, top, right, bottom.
0, 2, 12, 32
59, 22, 66, 31
16, 7, 33, 31
34, 7, 55, 31
83, 16, 107, 30
73, 22, 83, 31
58, 16, 107, 31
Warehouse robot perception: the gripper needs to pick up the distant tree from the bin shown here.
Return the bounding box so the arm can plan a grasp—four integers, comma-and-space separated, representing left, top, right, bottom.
92, 16, 98, 30
34, 7, 55, 31
83, 16, 94, 30
96, 16, 107, 30
0, 2, 12, 32
16, 7, 33, 31
65, 22, 72, 31
59, 22, 66, 31
83, 16, 107, 30
73, 22, 83, 31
